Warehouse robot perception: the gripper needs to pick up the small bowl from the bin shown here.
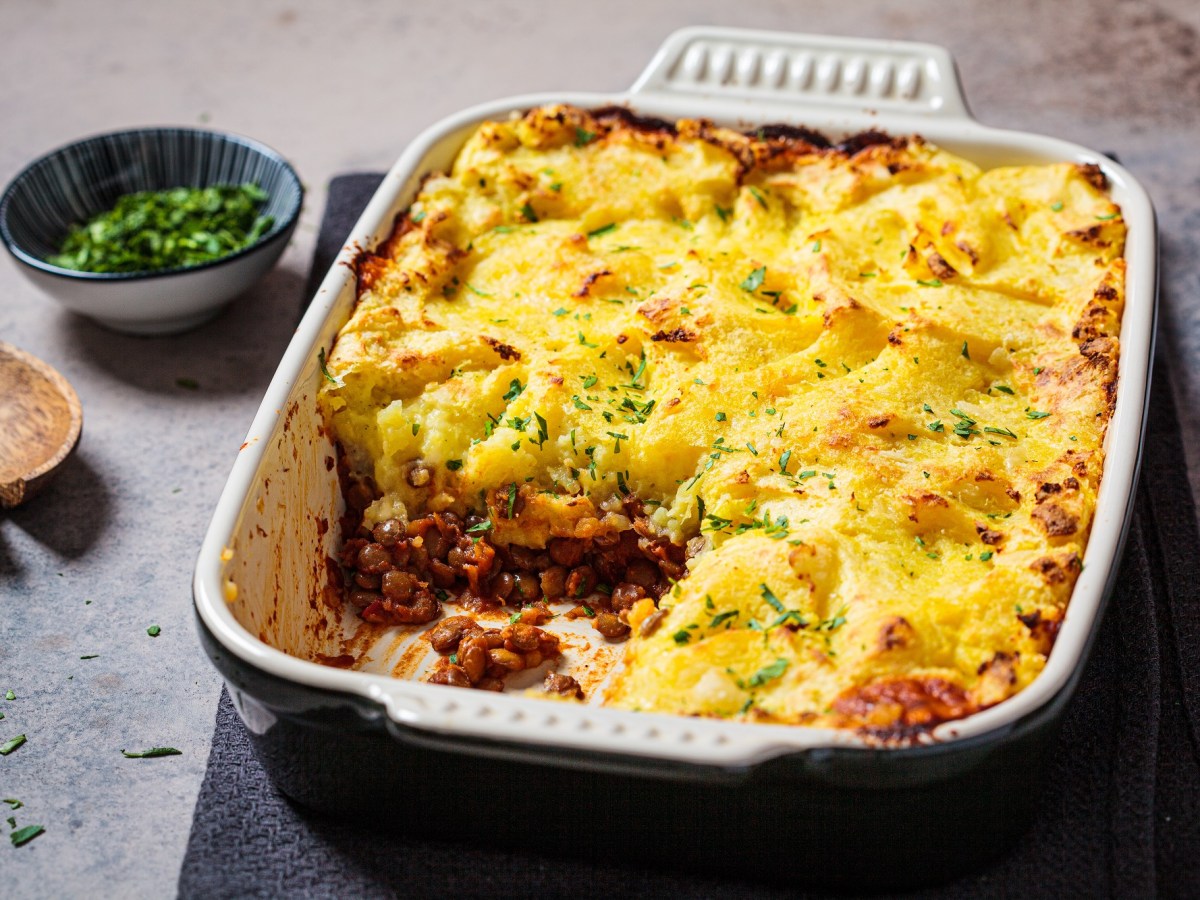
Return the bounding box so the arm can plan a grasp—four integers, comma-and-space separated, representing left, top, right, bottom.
0, 127, 303, 335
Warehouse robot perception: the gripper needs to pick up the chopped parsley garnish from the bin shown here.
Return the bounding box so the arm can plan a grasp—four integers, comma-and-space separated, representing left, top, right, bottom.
520, 203, 538, 223
927, 420, 944, 432
466, 520, 493, 534
572, 396, 591, 411
672, 630, 691, 645
984, 426, 1018, 438
1095, 212, 1118, 221
715, 412, 727, 422
1026, 409, 1051, 419
778, 449, 792, 475
10, 825, 44, 847
748, 186, 768, 209
466, 283, 491, 297
0, 735, 26, 755
574, 127, 596, 147
740, 266, 766, 293
1050, 201, 1064, 212
146, 625, 161, 637
994, 385, 1015, 395
980, 551, 994, 561
587, 223, 617, 238
121, 747, 182, 758
317, 348, 341, 386
577, 332, 598, 348
48, 183, 273, 274
961, 341, 970, 360
917, 279, 944, 288
759, 584, 785, 613
446, 459, 463, 471
553, 307, 568, 316
506, 482, 518, 518
709, 610, 740, 629
748, 658, 789, 687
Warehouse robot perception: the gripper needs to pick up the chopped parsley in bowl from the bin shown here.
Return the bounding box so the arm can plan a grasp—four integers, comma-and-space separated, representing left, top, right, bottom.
0, 127, 303, 335
49, 183, 275, 275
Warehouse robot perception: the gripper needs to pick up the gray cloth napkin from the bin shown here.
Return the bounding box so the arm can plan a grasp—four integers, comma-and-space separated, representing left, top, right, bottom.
179, 174, 1200, 899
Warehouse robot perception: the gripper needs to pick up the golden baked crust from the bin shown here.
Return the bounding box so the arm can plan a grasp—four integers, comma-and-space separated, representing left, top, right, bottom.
320, 104, 1125, 736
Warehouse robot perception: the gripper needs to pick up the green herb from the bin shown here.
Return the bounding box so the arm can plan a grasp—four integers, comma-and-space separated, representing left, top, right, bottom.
317, 348, 341, 385
80, 654, 99, 660
715, 205, 731, 222
994, 385, 1015, 395
574, 127, 596, 147
715, 412, 727, 422
740, 266, 766, 292
811, 239, 821, 253
748, 658, 789, 687
552, 307, 568, 317
1095, 212, 1118, 220
917, 279, 943, 288
446, 459, 463, 471
797, 469, 816, 480
10, 825, 44, 847
502, 378, 525, 402
48, 183, 273, 274
1050, 201, 1064, 212
778, 449, 792, 475
927, 420, 944, 432
672, 630, 691, 645
3, 799, 22, 810
984, 426, 1018, 438
0, 735, 25, 756
175, 377, 199, 390
146, 625, 161, 637
709, 610, 739, 629
411, 423, 420, 437
961, 341, 970, 360
520, 203, 538, 223
506, 482, 518, 519
4, 691, 14, 701
577, 332, 597, 348
760, 584, 785, 613
466, 519, 493, 534
1026, 409, 1051, 419
120, 747, 182, 758
581, 374, 598, 389
571, 395, 593, 411
1034, 366, 1044, 375
748, 186, 768, 209
980, 551, 994, 561
587, 223, 617, 238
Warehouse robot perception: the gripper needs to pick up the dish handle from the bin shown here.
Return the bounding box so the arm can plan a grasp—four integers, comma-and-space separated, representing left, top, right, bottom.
630, 27, 972, 121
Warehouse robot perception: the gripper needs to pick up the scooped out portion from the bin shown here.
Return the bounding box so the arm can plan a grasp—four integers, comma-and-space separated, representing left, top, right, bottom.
319, 104, 1125, 739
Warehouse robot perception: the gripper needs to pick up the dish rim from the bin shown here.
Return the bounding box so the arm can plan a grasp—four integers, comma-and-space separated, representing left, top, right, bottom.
192, 28, 1158, 767
0, 126, 304, 283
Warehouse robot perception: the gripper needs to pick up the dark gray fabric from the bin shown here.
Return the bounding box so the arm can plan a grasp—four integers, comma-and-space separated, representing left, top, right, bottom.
179, 174, 1200, 899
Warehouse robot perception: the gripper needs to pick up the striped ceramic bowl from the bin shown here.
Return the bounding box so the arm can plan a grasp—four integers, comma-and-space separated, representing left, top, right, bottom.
0, 128, 303, 335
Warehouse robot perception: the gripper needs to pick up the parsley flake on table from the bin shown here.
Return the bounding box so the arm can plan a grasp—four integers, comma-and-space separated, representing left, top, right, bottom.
0, 735, 26, 755
121, 747, 182, 758
146, 625, 161, 637
11, 825, 44, 847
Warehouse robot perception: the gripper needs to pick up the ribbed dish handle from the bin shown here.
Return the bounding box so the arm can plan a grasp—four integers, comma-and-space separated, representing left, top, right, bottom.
630, 27, 972, 120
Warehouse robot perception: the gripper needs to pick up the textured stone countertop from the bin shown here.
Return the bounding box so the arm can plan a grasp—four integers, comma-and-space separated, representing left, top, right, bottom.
2, 1, 1198, 896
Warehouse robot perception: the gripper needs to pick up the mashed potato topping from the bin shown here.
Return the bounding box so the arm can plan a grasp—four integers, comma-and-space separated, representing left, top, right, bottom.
320, 105, 1125, 733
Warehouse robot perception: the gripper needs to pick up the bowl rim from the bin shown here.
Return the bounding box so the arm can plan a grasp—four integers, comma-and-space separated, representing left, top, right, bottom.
0, 125, 304, 282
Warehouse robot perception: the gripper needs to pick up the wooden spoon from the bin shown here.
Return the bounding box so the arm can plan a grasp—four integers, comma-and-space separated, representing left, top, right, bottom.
0, 341, 83, 508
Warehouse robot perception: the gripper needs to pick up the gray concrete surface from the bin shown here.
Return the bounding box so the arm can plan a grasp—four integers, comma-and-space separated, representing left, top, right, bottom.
1, 1, 1198, 896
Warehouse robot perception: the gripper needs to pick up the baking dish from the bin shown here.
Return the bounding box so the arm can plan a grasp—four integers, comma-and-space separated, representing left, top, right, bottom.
193, 28, 1157, 886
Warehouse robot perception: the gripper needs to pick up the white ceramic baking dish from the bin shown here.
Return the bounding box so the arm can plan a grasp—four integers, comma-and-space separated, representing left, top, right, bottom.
193, 29, 1156, 877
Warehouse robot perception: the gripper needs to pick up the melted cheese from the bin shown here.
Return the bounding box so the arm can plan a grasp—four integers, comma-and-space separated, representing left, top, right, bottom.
320, 105, 1125, 730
